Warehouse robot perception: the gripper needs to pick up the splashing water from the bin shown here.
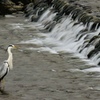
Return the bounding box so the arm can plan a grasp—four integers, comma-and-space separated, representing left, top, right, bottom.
19, 7, 100, 71
21, 9, 100, 65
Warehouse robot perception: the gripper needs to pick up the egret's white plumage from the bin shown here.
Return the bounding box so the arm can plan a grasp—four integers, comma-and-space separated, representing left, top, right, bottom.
0, 44, 16, 94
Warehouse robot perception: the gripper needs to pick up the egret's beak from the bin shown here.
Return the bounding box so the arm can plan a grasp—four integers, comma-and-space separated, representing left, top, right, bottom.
13, 45, 19, 49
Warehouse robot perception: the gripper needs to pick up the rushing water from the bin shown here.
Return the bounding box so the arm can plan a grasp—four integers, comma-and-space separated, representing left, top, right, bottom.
9, 7, 100, 71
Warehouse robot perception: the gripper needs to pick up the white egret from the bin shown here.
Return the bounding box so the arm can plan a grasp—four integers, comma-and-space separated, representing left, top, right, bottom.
0, 44, 17, 94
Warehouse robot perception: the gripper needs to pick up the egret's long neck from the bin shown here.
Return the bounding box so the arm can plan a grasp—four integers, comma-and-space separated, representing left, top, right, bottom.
7, 48, 13, 69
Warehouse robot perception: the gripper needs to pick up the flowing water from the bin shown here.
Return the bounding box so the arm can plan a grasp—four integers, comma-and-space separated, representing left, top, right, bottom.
8, 7, 100, 72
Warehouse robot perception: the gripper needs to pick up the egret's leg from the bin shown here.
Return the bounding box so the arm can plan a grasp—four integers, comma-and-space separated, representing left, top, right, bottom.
1, 80, 5, 90
0, 80, 4, 92
0, 80, 8, 95
0, 81, 2, 90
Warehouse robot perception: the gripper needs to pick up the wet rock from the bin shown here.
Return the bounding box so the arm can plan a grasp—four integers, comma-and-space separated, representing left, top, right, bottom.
87, 36, 100, 58
90, 18, 100, 31
24, 0, 50, 21
24, 3, 35, 17
23, 0, 100, 27
68, 0, 76, 3
0, 0, 36, 16
31, 14, 39, 22
44, 21, 56, 32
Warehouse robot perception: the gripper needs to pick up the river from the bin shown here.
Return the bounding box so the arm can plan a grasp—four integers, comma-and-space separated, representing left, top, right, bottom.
0, 10, 100, 100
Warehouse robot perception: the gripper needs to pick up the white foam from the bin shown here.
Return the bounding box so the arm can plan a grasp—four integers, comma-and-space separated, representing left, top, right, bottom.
5, 15, 16, 18
21, 38, 43, 46
8, 23, 24, 29
17, 7, 100, 72
27, 47, 58, 54
82, 67, 100, 72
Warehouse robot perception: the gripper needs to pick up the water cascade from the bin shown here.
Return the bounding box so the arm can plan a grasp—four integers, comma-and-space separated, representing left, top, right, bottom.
22, 0, 100, 67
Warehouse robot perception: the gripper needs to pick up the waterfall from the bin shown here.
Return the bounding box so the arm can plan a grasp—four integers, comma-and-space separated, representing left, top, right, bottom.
21, 5, 100, 67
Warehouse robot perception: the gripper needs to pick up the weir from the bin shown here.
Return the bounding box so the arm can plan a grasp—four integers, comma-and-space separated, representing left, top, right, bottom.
23, 0, 100, 66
